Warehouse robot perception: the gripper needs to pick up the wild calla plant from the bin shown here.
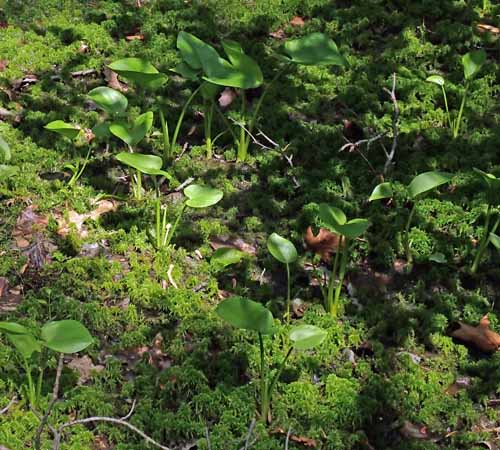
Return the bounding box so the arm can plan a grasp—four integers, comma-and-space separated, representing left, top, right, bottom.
267, 233, 298, 323
164, 183, 223, 247
215, 296, 326, 422
0, 320, 92, 407
470, 168, 500, 273
426, 49, 486, 138
44, 120, 90, 186
370, 171, 453, 268
318, 204, 370, 317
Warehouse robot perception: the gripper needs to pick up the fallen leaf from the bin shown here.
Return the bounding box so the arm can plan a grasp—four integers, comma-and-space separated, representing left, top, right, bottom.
125, 34, 145, 41
12, 205, 48, 249
476, 23, 500, 36
210, 236, 256, 256
400, 421, 430, 440
450, 315, 500, 352
290, 16, 306, 27
67, 355, 104, 385
78, 42, 90, 54
0, 285, 23, 314
0, 60, 8, 72
56, 199, 117, 238
92, 435, 113, 450
270, 428, 317, 447
269, 29, 286, 40
105, 68, 128, 92
0, 277, 7, 298
304, 226, 343, 263
148, 333, 172, 371
218, 88, 237, 108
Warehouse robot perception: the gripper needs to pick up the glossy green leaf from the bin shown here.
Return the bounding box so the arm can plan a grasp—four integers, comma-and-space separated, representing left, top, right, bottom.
0, 322, 30, 335
267, 233, 298, 264
215, 296, 274, 334
338, 218, 370, 239
88, 87, 128, 115
407, 171, 453, 199
462, 49, 486, 80
41, 320, 93, 354
45, 120, 81, 139
283, 33, 348, 66
173, 62, 200, 81
318, 204, 347, 228
211, 247, 245, 268
0, 135, 11, 162
426, 75, 445, 86
110, 111, 154, 146
184, 184, 223, 208
0, 165, 19, 180
177, 31, 219, 71
318, 204, 369, 238
490, 233, 500, 251
289, 325, 327, 350
116, 152, 169, 176
369, 182, 393, 201
200, 81, 221, 100
6, 333, 42, 359
108, 58, 166, 89
92, 122, 111, 139
429, 252, 446, 263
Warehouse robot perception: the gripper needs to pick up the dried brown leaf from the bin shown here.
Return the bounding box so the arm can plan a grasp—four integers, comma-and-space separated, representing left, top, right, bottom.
125, 34, 145, 41
105, 68, 128, 92
269, 29, 286, 40
67, 355, 104, 385
476, 23, 500, 35
290, 16, 306, 27
304, 226, 343, 263
12, 205, 48, 249
0, 60, 8, 72
270, 427, 317, 447
450, 315, 500, 353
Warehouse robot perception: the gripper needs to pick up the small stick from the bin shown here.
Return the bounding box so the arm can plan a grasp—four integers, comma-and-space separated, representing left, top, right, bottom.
285, 426, 293, 450
205, 426, 212, 450
382, 73, 399, 175
174, 177, 194, 192
167, 264, 178, 289
0, 395, 17, 415
35, 354, 64, 450
175, 142, 189, 161
243, 419, 256, 450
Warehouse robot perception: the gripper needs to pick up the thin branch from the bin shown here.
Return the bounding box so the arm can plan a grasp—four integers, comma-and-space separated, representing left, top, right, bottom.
167, 264, 178, 289
120, 399, 136, 420
174, 142, 189, 161
285, 427, 293, 450
174, 177, 194, 192
0, 395, 17, 415
382, 73, 399, 175
237, 419, 257, 450
35, 353, 64, 450
205, 426, 212, 450
52, 401, 171, 450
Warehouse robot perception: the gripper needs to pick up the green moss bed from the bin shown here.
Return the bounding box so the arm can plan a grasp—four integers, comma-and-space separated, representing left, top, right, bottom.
1, 0, 500, 449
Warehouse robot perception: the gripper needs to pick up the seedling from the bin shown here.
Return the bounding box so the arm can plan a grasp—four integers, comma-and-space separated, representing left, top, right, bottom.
0, 320, 92, 407
470, 168, 500, 273
267, 233, 298, 323
318, 204, 370, 317
215, 296, 326, 422
44, 120, 90, 186
115, 152, 173, 248
0, 134, 18, 182
165, 184, 223, 247
370, 171, 453, 268
426, 49, 486, 138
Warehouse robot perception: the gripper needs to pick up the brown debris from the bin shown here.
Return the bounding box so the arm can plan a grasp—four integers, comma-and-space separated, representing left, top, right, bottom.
304, 226, 343, 263
476, 23, 500, 36
67, 355, 104, 385
450, 315, 500, 353
0, 60, 8, 72
105, 68, 128, 92
218, 88, 237, 108
269, 29, 286, 40
12, 205, 48, 249
125, 34, 145, 41
400, 421, 431, 440
271, 427, 316, 447
290, 16, 306, 27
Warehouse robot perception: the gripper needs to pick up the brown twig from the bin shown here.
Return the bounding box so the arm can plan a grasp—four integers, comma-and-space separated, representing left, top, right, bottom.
35, 353, 64, 450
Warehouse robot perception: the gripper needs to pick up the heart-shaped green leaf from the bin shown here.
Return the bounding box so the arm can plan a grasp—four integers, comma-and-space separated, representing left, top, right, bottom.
108, 58, 166, 89
462, 49, 486, 80
289, 324, 327, 350
337, 218, 370, 239
177, 31, 219, 71
184, 184, 223, 208
6, 333, 42, 359
41, 320, 93, 354
88, 87, 128, 115
319, 204, 347, 229
426, 75, 445, 86
110, 111, 154, 146
0, 322, 30, 335
116, 152, 169, 176
45, 120, 81, 139
283, 33, 348, 66
0, 135, 11, 162
211, 247, 245, 268
407, 171, 453, 199
267, 233, 298, 264
369, 182, 393, 202
215, 296, 274, 334
490, 232, 500, 251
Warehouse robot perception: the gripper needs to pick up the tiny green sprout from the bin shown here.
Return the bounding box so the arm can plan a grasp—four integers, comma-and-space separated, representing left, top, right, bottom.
426, 49, 486, 138
115, 152, 174, 249
370, 171, 453, 268
318, 204, 370, 317
267, 233, 298, 323
165, 184, 223, 247
215, 296, 326, 422
470, 168, 500, 274
44, 120, 91, 186
211, 247, 245, 269
0, 320, 92, 407
0, 134, 18, 183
